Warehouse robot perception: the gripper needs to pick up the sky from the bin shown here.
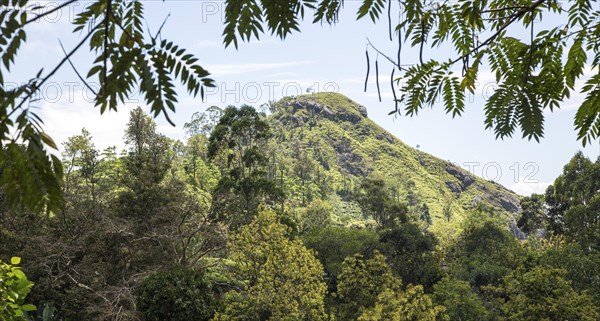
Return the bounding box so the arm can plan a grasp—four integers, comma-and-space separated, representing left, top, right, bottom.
9, 0, 600, 195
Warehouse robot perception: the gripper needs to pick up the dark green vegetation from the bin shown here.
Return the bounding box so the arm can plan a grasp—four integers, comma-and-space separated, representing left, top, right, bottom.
3, 0, 600, 219
2, 92, 600, 320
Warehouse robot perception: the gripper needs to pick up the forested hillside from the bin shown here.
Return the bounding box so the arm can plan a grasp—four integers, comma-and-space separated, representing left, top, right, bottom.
4, 0, 600, 320
2, 94, 600, 321
268, 92, 521, 235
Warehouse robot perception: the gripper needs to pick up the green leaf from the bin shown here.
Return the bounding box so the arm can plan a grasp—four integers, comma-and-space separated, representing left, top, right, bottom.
22, 304, 36, 312
564, 32, 587, 89
10, 257, 21, 265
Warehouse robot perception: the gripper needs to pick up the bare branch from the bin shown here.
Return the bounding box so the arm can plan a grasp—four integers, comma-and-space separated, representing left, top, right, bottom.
59, 40, 98, 96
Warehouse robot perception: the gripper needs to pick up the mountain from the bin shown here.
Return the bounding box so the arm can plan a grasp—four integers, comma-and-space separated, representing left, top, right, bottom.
268, 92, 521, 235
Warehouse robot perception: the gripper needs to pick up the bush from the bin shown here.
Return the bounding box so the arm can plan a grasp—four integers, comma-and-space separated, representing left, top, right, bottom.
136, 269, 217, 321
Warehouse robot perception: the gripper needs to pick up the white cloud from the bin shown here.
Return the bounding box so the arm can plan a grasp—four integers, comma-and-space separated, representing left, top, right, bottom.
266, 71, 302, 78
510, 177, 551, 196
38, 91, 134, 152
25, 1, 75, 32
475, 68, 497, 87
157, 124, 185, 140
334, 77, 364, 85
21, 40, 62, 55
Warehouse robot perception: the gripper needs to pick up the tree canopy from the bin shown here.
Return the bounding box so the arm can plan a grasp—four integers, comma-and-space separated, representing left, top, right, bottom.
3, 107, 600, 320
215, 207, 328, 321
3, 0, 600, 212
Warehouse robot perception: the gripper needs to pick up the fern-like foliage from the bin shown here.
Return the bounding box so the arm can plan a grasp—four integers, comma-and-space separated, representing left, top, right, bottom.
0, 0, 215, 214
223, 0, 600, 146
0, 1, 64, 214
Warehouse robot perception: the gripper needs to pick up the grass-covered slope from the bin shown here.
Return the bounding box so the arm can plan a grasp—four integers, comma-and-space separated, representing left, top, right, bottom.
269, 92, 520, 233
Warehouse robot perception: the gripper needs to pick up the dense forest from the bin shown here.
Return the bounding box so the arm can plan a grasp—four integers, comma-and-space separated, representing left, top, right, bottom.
3, 0, 600, 320
2, 93, 600, 321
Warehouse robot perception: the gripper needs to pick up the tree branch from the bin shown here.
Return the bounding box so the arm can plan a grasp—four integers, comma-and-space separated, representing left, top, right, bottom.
449, 0, 547, 66
59, 40, 98, 96
24, 0, 80, 26
15, 22, 102, 111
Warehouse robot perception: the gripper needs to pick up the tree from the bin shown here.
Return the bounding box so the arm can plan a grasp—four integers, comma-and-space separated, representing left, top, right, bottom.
565, 194, 600, 250
357, 284, 443, 321
183, 133, 220, 191
335, 251, 442, 321
0, 0, 215, 213
545, 152, 600, 236
214, 208, 328, 321
452, 220, 523, 288
379, 223, 442, 290
298, 198, 332, 232
118, 109, 225, 269
136, 269, 218, 321
334, 251, 401, 321
0, 134, 62, 214
517, 193, 545, 235
61, 128, 101, 205
302, 226, 382, 289
119, 107, 173, 225
492, 267, 598, 321
544, 185, 569, 235
1, 108, 224, 321
123, 107, 172, 190
442, 201, 453, 223
432, 277, 487, 321
5, 0, 600, 214
184, 107, 224, 137
554, 152, 599, 205
405, 185, 420, 208
356, 174, 408, 227
291, 146, 321, 206
535, 237, 600, 305
419, 203, 432, 226
208, 105, 281, 225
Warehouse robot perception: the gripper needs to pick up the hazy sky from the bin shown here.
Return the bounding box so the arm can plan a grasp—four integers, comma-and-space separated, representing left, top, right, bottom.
12, 1, 600, 195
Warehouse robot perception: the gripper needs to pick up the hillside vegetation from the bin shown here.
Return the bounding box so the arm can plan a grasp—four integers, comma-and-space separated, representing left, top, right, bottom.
269, 92, 520, 234
2, 94, 600, 321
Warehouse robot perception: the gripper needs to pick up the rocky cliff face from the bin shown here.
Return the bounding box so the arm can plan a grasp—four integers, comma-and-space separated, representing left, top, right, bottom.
445, 165, 520, 213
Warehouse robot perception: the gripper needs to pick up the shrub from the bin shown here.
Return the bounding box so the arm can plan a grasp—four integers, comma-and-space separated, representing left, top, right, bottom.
136, 269, 217, 321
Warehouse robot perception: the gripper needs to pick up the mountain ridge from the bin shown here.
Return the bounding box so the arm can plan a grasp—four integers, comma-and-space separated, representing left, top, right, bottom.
269, 92, 521, 234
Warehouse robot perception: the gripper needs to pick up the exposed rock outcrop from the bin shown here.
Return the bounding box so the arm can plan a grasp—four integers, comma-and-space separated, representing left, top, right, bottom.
358, 105, 368, 118
509, 221, 527, 240
322, 106, 335, 118
289, 99, 365, 124
376, 133, 394, 144
446, 181, 462, 193
445, 166, 475, 191
499, 196, 520, 212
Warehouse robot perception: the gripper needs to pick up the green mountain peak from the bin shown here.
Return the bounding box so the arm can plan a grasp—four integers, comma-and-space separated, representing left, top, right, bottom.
270, 92, 521, 234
